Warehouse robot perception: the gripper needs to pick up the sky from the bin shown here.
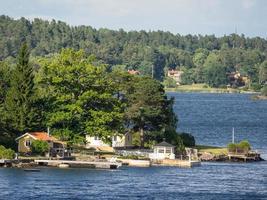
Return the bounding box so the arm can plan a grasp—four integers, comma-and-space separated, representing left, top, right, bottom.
1, 0, 267, 38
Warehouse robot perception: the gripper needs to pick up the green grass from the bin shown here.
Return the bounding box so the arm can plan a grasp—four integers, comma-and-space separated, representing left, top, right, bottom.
196, 145, 228, 156
165, 84, 255, 94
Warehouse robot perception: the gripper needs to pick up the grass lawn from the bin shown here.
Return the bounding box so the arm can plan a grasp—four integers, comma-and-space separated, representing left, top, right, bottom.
165, 84, 254, 93
196, 145, 228, 156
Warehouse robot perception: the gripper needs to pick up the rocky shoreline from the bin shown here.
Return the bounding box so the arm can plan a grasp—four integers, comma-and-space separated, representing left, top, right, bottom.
199, 152, 264, 162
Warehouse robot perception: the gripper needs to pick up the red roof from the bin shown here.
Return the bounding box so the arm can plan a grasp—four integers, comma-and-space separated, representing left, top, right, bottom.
28, 132, 58, 141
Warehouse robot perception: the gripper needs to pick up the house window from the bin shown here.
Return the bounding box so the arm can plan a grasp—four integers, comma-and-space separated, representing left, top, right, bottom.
94, 136, 99, 140
158, 149, 164, 153
25, 140, 31, 147
166, 149, 171, 153
113, 136, 117, 142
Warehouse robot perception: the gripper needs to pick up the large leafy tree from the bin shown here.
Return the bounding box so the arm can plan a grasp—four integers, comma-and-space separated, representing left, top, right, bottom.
259, 61, 267, 84
39, 49, 125, 144
125, 76, 177, 147
203, 53, 228, 87
3, 43, 37, 134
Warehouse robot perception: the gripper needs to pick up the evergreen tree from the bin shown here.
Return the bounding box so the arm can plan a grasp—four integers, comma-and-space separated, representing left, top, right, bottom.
3, 43, 36, 134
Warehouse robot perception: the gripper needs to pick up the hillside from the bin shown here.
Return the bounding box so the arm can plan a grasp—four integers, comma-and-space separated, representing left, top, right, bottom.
0, 15, 266, 88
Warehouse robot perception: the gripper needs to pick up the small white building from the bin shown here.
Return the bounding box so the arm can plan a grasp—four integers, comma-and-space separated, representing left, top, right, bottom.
149, 141, 175, 160
86, 132, 133, 148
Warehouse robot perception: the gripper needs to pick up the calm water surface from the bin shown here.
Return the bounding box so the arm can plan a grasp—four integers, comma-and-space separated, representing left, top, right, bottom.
0, 93, 266, 200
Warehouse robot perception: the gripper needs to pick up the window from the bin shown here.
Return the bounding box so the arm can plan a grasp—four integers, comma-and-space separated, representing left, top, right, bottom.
25, 140, 31, 147
94, 136, 99, 140
166, 149, 171, 153
113, 136, 117, 142
158, 149, 164, 153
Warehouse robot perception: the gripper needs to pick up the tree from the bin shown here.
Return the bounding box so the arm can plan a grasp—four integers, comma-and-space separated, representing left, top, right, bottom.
3, 43, 37, 134
203, 53, 228, 87
39, 49, 125, 144
125, 76, 177, 147
31, 140, 49, 155
259, 61, 267, 84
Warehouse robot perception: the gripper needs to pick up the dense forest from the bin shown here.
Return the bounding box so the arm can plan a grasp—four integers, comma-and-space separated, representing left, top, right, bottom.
0, 15, 267, 91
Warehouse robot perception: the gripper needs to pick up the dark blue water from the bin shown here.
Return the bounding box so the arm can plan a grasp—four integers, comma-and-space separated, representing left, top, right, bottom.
0, 93, 266, 200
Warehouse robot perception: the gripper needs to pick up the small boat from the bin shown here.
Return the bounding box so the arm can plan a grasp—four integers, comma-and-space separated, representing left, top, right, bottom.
23, 169, 40, 172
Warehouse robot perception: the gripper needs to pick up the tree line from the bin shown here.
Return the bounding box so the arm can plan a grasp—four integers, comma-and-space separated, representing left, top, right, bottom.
0, 44, 184, 151
0, 15, 267, 92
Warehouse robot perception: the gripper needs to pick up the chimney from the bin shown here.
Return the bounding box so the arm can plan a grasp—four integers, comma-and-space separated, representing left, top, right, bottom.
47, 127, 50, 136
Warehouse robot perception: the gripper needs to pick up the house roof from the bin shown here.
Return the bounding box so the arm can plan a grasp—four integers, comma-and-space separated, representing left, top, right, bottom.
15, 132, 63, 143
154, 141, 175, 147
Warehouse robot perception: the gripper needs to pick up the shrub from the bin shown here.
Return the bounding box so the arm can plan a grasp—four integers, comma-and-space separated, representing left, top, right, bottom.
238, 140, 251, 151
227, 143, 236, 152
179, 133, 195, 147
261, 85, 267, 96
31, 140, 49, 155
0, 145, 15, 159
227, 140, 251, 153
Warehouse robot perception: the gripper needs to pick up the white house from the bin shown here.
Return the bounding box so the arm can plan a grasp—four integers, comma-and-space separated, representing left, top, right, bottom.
86, 132, 133, 148
149, 141, 175, 160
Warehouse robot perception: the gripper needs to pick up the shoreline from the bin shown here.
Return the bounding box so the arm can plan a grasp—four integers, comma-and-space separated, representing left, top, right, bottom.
164, 84, 259, 94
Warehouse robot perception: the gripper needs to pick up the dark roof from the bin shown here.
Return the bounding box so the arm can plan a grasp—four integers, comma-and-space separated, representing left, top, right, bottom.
154, 141, 175, 147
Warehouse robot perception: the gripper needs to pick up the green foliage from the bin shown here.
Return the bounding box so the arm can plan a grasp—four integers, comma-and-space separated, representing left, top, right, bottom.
0, 145, 15, 159
38, 49, 125, 144
2, 43, 38, 135
179, 133, 196, 147
125, 76, 177, 147
163, 77, 177, 88
203, 53, 228, 87
227, 143, 236, 152
259, 61, 267, 84
0, 16, 267, 88
31, 140, 49, 155
261, 85, 267, 96
227, 140, 251, 153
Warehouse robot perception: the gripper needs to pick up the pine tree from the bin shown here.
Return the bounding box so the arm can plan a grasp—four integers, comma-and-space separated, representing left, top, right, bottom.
3, 43, 36, 134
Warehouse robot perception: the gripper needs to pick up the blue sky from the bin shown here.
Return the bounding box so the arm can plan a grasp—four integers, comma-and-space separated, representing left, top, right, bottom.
1, 0, 267, 37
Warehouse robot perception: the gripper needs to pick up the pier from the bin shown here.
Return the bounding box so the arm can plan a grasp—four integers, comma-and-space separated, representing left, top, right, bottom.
34, 159, 122, 169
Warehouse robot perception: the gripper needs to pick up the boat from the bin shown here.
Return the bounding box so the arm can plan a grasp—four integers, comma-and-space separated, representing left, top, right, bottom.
23, 169, 41, 172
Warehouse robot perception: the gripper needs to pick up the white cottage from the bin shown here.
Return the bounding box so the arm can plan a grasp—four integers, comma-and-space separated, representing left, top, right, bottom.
149, 141, 175, 160
86, 132, 133, 148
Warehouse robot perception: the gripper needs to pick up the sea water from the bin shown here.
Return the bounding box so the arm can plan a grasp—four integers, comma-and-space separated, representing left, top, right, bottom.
0, 93, 266, 200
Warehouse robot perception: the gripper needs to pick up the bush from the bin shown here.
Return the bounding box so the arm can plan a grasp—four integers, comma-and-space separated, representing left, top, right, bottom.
0, 145, 15, 159
227, 143, 236, 152
238, 140, 250, 151
261, 85, 267, 96
227, 140, 251, 153
31, 140, 49, 155
179, 133, 195, 147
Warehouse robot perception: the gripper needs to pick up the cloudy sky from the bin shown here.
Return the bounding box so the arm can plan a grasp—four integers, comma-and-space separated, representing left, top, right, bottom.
1, 0, 267, 37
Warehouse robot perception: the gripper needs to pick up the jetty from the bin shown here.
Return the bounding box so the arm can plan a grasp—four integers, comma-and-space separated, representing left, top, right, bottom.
0, 159, 12, 167
34, 159, 122, 169
228, 151, 262, 162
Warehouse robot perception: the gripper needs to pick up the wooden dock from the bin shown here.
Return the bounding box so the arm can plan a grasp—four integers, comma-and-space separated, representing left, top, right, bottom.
0, 159, 12, 167
152, 159, 201, 168
34, 159, 122, 169
228, 152, 261, 162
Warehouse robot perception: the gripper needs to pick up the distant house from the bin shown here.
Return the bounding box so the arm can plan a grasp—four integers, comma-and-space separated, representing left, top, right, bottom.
149, 141, 175, 160
167, 69, 183, 85
86, 132, 133, 149
227, 71, 249, 87
127, 69, 140, 75
15, 132, 68, 157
